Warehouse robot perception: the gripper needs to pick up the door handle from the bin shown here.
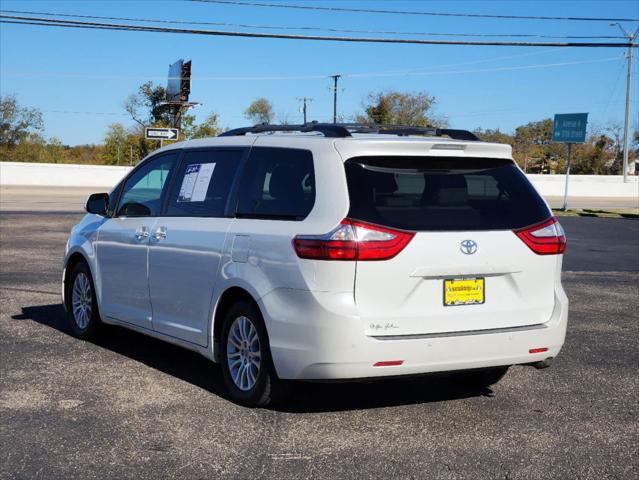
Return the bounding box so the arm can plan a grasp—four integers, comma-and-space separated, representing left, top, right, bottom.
134, 226, 149, 240
153, 226, 167, 241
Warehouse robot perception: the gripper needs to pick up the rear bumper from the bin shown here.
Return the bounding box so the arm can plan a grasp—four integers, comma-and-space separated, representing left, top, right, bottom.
260, 286, 568, 380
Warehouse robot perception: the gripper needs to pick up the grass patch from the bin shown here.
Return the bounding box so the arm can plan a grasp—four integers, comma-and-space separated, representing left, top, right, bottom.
553, 208, 639, 219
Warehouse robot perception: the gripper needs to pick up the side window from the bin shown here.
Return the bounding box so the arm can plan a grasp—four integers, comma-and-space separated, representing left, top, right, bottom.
236, 147, 315, 220
166, 149, 243, 217
117, 153, 177, 217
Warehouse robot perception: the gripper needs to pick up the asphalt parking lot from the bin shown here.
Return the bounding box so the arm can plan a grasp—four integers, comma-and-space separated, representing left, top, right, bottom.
1, 211, 637, 479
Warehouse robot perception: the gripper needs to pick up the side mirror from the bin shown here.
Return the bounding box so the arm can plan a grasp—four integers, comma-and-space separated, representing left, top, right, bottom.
85, 193, 109, 215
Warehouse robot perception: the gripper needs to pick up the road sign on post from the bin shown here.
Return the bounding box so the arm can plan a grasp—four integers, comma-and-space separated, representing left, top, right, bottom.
552, 113, 588, 211
552, 113, 588, 143
145, 127, 179, 141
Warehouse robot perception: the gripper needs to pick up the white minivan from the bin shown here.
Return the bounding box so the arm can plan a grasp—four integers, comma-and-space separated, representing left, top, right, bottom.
63, 124, 568, 406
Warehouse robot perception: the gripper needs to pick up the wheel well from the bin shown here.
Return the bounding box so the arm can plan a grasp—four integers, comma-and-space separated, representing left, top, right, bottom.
64, 253, 88, 289
212, 287, 258, 360
63, 252, 89, 302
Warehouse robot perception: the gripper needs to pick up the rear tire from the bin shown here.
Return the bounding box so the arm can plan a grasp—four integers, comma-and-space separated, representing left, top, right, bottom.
220, 300, 287, 407
453, 366, 510, 389
65, 261, 101, 340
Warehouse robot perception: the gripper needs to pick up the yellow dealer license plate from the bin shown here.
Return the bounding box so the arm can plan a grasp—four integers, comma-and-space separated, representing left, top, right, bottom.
444, 278, 485, 306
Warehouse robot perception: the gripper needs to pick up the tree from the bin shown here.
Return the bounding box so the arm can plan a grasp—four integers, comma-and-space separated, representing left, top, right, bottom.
182, 113, 222, 139
103, 123, 129, 165
244, 98, 274, 124
124, 81, 171, 127
473, 128, 514, 146
122, 81, 179, 160
0, 95, 44, 159
512, 118, 565, 172
61, 144, 105, 165
43, 137, 64, 163
357, 90, 446, 127
571, 133, 615, 174
10, 132, 46, 162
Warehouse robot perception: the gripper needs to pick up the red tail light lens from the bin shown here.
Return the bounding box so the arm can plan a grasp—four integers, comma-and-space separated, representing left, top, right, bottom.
529, 347, 549, 354
514, 217, 566, 255
293, 218, 415, 261
373, 360, 404, 367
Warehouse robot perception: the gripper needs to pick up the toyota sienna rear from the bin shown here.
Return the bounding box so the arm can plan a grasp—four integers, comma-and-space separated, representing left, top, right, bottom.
64, 124, 568, 406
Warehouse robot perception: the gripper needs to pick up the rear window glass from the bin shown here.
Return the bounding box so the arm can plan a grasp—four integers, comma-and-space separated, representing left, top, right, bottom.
345, 156, 551, 231
236, 147, 315, 220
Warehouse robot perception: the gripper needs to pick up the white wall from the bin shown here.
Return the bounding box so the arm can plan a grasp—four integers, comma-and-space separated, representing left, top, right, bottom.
0, 162, 131, 188
527, 174, 638, 198
1, 161, 638, 198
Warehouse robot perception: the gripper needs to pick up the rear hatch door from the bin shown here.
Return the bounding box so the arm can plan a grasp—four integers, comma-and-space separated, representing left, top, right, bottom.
343, 155, 559, 337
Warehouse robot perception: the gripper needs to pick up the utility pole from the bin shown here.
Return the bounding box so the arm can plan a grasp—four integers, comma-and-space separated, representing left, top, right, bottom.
330, 74, 341, 124
611, 24, 638, 182
297, 97, 313, 123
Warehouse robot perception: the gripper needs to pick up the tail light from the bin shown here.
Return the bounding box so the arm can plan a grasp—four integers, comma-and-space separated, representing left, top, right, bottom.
293, 218, 415, 261
514, 217, 566, 255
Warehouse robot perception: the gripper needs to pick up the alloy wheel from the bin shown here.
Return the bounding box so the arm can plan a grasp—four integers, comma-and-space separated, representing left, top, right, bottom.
71, 272, 92, 330
226, 316, 261, 391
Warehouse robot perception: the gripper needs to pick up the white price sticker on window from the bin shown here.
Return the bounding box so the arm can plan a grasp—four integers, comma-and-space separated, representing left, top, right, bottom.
177, 163, 216, 202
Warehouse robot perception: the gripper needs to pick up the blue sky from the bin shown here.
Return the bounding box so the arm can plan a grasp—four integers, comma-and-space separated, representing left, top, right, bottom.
1, 0, 637, 146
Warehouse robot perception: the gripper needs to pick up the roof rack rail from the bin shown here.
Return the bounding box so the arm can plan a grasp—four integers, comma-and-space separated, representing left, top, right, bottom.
219, 122, 479, 141
219, 122, 351, 138
335, 123, 480, 141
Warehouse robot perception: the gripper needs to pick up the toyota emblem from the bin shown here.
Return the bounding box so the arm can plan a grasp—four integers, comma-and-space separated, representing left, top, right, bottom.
460, 239, 478, 255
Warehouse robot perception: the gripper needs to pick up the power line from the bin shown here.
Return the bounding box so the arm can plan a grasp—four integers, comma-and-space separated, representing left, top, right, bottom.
190, 0, 639, 23
351, 57, 622, 78
1, 15, 635, 48
600, 56, 629, 120
4, 56, 621, 82
42, 109, 128, 116
0, 9, 627, 40
2, 48, 559, 81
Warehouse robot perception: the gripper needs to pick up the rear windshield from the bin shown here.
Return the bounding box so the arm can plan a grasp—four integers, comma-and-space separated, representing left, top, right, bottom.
344, 156, 551, 231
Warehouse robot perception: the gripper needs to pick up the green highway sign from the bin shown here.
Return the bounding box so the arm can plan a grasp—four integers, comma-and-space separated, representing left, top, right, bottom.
552, 113, 588, 143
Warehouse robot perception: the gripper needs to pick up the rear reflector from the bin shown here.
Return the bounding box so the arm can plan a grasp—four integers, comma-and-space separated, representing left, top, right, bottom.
529, 347, 549, 354
373, 360, 404, 367
514, 217, 566, 255
293, 218, 415, 261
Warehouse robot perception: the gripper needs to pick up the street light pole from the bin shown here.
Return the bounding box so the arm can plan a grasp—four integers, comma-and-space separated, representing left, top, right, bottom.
612, 24, 638, 182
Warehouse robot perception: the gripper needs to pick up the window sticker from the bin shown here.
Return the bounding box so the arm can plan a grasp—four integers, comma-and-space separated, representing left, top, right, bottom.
177, 163, 216, 202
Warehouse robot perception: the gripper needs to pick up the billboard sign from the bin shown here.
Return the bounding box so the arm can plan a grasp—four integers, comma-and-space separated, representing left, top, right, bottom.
552, 113, 588, 143
166, 59, 191, 103
167, 60, 184, 102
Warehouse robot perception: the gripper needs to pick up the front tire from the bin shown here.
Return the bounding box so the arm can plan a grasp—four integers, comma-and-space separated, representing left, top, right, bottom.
220, 301, 286, 407
65, 261, 101, 340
